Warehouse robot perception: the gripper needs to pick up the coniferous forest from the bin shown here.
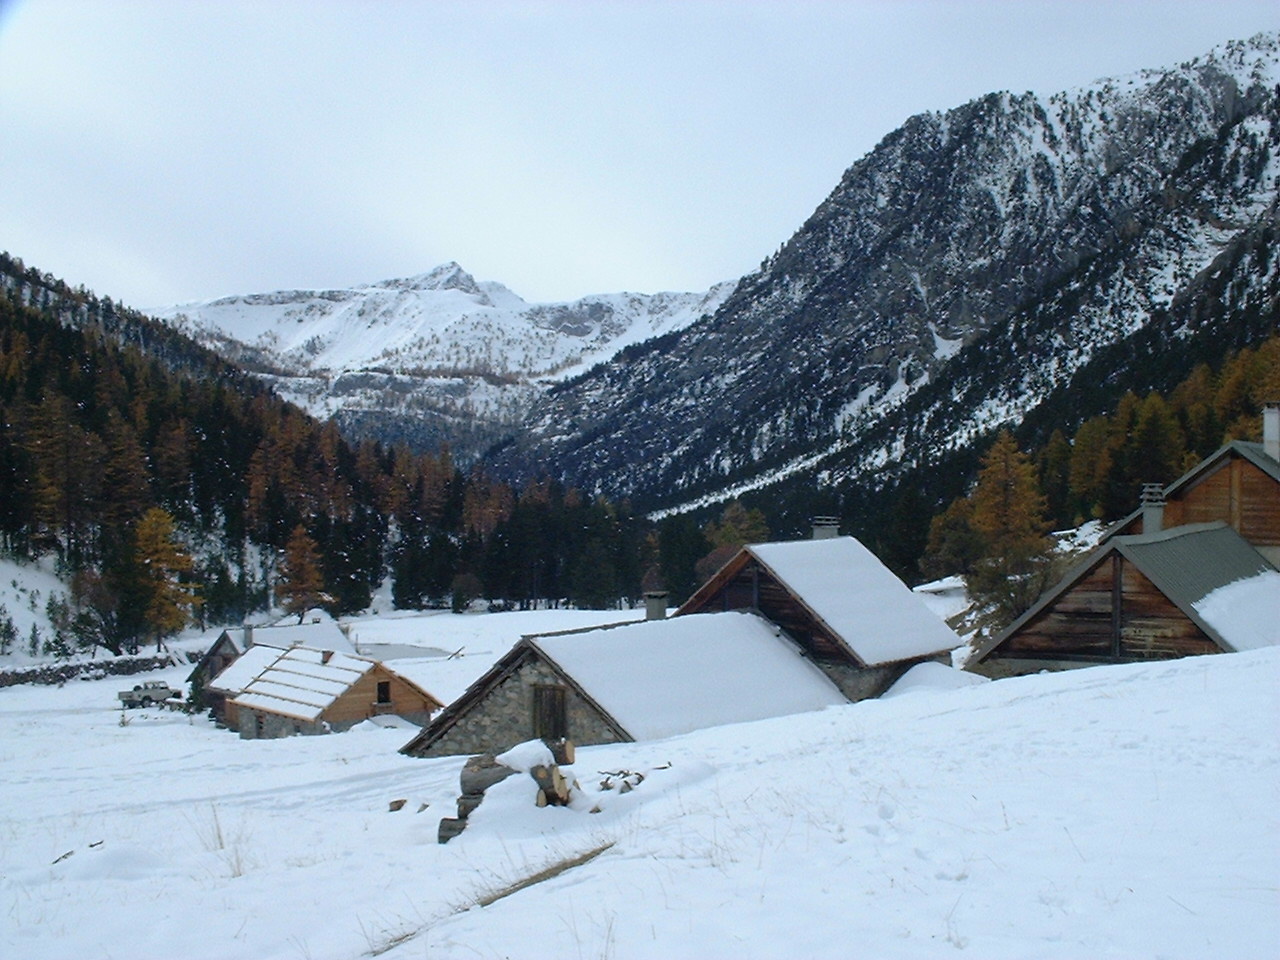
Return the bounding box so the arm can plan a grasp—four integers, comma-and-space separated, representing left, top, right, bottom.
1, 250, 1277, 656
0, 255, 688, 657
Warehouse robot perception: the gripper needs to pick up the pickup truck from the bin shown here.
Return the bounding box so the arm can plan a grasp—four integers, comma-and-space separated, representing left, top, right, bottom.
118, 680, 182, 708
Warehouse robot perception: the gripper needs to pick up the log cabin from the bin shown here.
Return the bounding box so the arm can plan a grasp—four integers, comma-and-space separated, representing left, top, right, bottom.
222, 645, 443, 739
969, 406, 1280, 677
968, 523, 1279, 676
400, 611, 847, 759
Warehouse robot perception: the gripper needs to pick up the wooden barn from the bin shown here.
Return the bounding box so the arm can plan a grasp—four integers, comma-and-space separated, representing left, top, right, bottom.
970, 407, 1280, 677
400, 611, 848, 759
677, 534, 962, 701
218, 645, 443, 739
1106, 426, 1280, 566
187, 629, 244, 694
193, 619, 357, 722
968, 523, 1280, 677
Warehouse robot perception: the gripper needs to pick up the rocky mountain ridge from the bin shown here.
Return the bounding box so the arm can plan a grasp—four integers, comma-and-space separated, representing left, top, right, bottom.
487, 32, 1280, 510
153, 263, 733, 462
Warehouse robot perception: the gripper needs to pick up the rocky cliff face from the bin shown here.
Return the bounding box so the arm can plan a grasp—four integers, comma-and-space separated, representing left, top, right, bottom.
489, 33, 1280, 509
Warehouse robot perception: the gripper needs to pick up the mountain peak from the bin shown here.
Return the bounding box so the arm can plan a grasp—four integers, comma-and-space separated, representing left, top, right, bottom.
396, 262, 483, 296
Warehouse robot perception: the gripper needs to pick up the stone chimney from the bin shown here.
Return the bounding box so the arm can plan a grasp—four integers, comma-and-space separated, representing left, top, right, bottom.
1264, 403, 1279, 463
644, 590, 669, 621
1140, 483, 1165, 535
811, 516, 840, 540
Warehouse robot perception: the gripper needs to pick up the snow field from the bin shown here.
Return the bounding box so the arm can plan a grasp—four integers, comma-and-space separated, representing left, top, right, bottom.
1, 640, 1277, 959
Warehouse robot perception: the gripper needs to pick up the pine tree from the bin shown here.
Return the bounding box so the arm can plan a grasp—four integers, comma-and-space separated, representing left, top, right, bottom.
703, 501, 770, 550
1130, 394, 1186, 488
920, 498, 982, 580
277, 524, 328, 622
0, 603, 16, 655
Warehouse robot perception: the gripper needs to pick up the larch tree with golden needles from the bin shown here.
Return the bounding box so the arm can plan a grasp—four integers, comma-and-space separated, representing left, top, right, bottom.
966, 431, 1058, 628
133, 507, 199, 651
277, 524, 328, 623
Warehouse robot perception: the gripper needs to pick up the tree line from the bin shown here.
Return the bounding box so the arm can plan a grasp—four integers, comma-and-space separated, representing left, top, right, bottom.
921, 333, 1279, 628
3, 250, 1273, 656
0, 255, 758, 658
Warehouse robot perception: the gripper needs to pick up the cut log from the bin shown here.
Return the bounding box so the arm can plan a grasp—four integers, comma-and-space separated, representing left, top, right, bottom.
388, 798, 407, 812
438, 818, 467, 844
456, 793, 484, 819
530, 764, 571, 806
460, 754, 517, 795
548, 738, 575, 766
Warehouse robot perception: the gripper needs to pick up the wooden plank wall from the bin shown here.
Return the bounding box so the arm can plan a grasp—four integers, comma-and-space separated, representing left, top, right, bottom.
322, 665, 438, 726
1116, 563, 1218, 660
718, 562, 847, 660
1000, 554, 1218, 662
1002, 557, 1115, 659
1179, 460, 1279, 545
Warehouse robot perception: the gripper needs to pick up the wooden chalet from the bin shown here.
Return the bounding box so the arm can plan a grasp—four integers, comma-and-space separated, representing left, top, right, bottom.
677, 535, 962, 701
1106, 435, 1280, 566
194, 619, 357, 722
968, 523, 1280, 676
970, 407, 1280, 677
187, 629, 244, 693
219, 645, 443, 739
400, 611, 847, 759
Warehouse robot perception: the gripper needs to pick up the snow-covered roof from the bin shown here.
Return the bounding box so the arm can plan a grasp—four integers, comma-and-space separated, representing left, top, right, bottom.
247, 619, 356, 654
230, 647, 375, 722
529, 611, 847, 741
745, 537, 962, 665
206, 643, 288, 694
1191, 570, 1280, 651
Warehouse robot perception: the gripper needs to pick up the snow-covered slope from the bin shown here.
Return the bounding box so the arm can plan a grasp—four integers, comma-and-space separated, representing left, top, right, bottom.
153, 263, 733, 462
2, 613, 1276, 959
490, 32, 1280, 509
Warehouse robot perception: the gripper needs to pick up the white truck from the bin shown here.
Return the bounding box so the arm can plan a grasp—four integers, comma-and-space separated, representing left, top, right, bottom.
117, 680, 182, 708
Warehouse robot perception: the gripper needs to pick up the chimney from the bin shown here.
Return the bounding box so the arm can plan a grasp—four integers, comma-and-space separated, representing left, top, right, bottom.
1265, 403, 1279, 463
243, 623, 254, 648
644, 590, 669, 621
811, 516, 840, 540
1140, 483, 1165, 535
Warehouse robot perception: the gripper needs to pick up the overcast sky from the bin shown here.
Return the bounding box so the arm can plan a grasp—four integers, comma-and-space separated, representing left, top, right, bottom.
2, 1, 1278, 309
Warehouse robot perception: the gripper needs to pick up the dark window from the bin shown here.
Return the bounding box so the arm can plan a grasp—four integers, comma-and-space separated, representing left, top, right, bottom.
376, 680, 391, 704
533, 685, 568, 741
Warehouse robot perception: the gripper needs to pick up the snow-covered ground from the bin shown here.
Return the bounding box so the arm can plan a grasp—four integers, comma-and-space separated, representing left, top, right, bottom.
2, 606, 1276, 960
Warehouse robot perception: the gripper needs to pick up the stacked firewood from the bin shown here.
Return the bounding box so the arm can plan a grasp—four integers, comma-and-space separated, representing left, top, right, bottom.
438, 740, 576, 843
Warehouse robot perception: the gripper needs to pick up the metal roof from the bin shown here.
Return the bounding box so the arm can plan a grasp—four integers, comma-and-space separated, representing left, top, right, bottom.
975, 522, 1278, 660
231, 647, 373, 722
1112, 523, 1274, 609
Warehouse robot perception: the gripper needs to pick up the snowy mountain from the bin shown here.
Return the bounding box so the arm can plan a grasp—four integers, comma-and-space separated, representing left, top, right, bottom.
488, 33, 1280, 509
153, 263, 733, 462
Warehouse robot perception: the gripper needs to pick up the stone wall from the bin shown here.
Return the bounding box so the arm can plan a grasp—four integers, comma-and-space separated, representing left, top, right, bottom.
0, 653, 189, 689
813, 659, 914, 702
420, 655, 625, 758
237, 708, 325, 739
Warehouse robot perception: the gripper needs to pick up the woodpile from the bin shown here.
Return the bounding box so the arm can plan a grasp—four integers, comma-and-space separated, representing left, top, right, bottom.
438, 743, 577, 843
